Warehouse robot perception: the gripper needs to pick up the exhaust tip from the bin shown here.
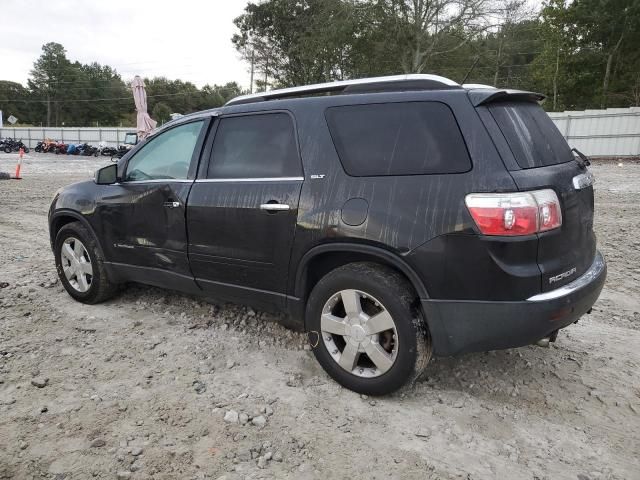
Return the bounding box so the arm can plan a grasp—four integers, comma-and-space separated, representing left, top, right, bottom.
535, 337, 551, 348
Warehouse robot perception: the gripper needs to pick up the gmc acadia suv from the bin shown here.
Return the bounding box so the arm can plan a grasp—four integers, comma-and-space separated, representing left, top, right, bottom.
48, 74, 606, 395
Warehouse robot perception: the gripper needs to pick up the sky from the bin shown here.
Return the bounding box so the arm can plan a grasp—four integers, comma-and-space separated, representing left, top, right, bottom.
0, 0, 252, 89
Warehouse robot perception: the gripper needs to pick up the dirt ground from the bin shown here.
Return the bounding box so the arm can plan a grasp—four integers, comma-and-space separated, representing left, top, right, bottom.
1, 152, 639, 480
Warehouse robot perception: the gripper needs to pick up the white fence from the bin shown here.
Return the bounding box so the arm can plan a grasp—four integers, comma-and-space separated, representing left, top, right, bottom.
0, 127, 134, 148
2, 106, 640, 156
548, 107, 640, 157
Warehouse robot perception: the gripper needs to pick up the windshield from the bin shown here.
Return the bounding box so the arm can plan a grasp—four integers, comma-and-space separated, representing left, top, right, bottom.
489, 101, 573, 169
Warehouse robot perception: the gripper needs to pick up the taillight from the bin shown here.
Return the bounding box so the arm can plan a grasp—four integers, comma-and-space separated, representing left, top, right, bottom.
533, 189, 562, 232
465, 189, 562, 236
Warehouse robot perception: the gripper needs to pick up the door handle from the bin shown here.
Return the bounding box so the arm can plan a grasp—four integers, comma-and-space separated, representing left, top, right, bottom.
164, 201, 180, 208
259, 203, 290, 212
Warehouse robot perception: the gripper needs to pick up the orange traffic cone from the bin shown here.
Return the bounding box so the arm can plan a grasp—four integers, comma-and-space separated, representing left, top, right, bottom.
13, 148, 23, 180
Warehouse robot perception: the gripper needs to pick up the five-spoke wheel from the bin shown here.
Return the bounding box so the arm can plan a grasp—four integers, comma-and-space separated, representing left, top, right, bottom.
54, 221, 117, 304
60, 237, 93, 292
321, 289, 398, 378
307, 262, 431, 395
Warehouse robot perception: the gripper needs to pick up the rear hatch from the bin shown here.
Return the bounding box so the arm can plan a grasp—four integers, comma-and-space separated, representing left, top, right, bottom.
484, 99, 596, 292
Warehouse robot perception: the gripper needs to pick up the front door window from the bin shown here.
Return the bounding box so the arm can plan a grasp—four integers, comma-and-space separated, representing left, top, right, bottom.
125, 121, 203, 181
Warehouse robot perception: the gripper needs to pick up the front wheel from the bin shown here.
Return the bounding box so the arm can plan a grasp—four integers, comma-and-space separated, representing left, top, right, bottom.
307, 262, 431, 395
54, 221, 118, 304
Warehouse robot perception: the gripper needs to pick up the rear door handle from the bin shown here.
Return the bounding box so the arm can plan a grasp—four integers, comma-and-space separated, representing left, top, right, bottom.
259, 203, 290, 212
164, 201, 180, 208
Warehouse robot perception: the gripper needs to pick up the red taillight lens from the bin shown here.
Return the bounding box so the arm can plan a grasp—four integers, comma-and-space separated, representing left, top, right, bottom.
465, 189, 562, 236
532, 189, 563, 232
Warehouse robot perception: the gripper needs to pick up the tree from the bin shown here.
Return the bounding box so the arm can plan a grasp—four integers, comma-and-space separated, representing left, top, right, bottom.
233, 0, 363, 87
76, 63, 131, 126
567, 0, 640, 108
28, 42, 75, 126
358, 0, 499, 74
152, 102, 173, 124
0, 81, 32, 124
531, 0, 640, 110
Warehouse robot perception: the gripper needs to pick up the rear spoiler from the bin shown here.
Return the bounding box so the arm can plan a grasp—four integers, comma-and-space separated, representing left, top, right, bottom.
467, 88, 545, 107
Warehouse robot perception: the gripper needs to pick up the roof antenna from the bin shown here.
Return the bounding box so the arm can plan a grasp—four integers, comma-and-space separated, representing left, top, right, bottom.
460, 56, 480, 85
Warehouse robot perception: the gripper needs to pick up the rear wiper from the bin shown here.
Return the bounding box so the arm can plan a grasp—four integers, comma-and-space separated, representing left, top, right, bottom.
571, 148, 591, 168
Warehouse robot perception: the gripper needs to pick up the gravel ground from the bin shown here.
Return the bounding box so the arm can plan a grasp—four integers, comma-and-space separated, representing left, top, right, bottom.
0, 152, 639, 480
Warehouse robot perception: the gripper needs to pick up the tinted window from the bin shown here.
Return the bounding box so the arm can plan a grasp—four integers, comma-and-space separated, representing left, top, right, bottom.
489, 102, 573, 169
208, 113, 300, 178
325, 102, 471, 176
125, 121, 203, 181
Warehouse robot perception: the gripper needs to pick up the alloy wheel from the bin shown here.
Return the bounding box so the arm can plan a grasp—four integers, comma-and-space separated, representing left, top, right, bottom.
60, 237, 93, 293
320, 289, 398, 378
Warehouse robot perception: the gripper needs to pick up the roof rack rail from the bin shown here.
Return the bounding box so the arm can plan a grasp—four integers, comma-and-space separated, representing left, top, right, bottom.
225, 74, 460, 106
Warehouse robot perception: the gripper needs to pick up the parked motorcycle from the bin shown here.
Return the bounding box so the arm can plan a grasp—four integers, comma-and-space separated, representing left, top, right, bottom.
53, 142, 68, 155
76, 143, 98, 156
85, 145, 99, 157
100, 145, 118, 157
66, 143, 80, 155
112, 145, 130, 159
2, 138, 30, 154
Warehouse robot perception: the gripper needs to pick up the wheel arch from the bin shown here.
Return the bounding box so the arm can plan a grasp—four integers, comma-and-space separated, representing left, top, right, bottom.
294, 243, 430, 310
49, 210, 106, 259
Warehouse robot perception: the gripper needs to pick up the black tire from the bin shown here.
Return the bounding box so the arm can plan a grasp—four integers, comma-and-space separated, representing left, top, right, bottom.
54, 221, 118, 304
306, 262, 431, 396
3, 146, 11, 154
23, 147, 29, 153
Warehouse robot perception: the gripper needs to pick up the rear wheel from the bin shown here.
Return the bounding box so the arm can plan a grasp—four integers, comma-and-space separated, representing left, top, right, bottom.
306, 262, 431, 395
54, 221, 118, 304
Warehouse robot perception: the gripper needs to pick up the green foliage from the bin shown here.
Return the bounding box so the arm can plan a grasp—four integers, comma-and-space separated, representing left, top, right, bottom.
152, 102, 173, 124
0, 81, 30, 123
0, 43, 247, 127
234, 0, 640, 111
2, 0, 640, 124
233, 0, 362, 87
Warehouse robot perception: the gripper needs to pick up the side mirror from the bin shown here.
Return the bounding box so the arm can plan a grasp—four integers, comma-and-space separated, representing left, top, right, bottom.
95, 164, 118, 185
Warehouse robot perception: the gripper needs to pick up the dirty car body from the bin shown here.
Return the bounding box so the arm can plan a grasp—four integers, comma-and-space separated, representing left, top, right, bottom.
49, 75, 606, 394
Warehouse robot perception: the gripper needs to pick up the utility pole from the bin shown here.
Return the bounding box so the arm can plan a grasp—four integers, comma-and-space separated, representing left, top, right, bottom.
264, 56, 268, 91
553, 35, 560, 111
250, 50, 255, 94
46, 96, 51, 128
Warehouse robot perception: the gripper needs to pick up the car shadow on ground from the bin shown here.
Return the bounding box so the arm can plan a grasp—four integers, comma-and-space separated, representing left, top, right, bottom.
105, 282, 592, 410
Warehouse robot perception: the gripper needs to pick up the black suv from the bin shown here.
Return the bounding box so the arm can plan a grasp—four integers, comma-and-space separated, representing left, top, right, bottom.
48, 75, 606, 395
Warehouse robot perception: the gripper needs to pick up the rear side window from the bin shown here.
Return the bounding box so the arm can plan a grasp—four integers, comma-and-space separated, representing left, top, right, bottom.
489, 102, 573, 169
325, 102, 471, 176
208, 113, 301, 178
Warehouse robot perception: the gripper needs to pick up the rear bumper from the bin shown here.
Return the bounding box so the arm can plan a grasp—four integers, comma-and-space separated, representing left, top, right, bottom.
422, 251, 606, 356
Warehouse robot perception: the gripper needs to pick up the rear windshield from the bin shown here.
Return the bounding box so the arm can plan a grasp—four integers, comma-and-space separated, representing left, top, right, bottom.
325, 101, 471, 176
489, 102, 573, 169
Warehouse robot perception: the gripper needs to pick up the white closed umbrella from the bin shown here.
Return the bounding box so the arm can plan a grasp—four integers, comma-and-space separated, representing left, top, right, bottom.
131, 75, 157, 139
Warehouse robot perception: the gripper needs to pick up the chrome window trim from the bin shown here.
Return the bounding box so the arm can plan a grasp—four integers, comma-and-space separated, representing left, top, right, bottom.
116, 179, 193, 185
195, 177, 304, 183
527, 251, 605, 302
